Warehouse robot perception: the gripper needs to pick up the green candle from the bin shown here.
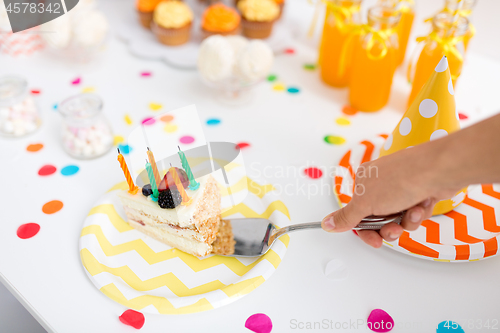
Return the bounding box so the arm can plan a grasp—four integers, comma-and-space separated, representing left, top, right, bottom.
178, 146, 200, 190
145, 160, 159, 200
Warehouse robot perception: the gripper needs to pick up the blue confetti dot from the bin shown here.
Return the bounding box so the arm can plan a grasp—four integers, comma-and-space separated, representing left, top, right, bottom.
206, 118, 221, 126
118, 144, 132, 154
61, 165, 79, 176
436, 321, 464, 333
53, 104, 58, 110
287, 87, 300, 94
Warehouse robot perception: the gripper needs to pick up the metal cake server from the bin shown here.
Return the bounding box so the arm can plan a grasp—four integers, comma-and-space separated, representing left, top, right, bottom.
221, 212, 405, 257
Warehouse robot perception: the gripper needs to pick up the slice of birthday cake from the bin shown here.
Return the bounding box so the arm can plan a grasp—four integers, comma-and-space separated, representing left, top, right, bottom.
118, 166, 234, 257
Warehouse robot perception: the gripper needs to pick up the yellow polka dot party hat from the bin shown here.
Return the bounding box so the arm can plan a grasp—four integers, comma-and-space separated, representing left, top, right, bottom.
379, 56, 467, 215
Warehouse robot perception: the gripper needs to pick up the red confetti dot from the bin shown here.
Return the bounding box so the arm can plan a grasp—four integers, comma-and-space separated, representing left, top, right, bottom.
284, 48, 295, 54
458, 112, 468, 120
142, 117, 155, 125
342, 105, 358, 115
304, 167, 323, 179
30, 89, 41, 94
17, 223, 40, 239
42, 200, 63, 214
119, 310, 145, 329
38, 165, 57, 176
236, 142, 250, 149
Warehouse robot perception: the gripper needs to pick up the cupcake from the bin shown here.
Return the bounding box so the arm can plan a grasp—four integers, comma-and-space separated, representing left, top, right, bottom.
237, 0, 279, 39
201, 4, 241, 39
152, 1, 193, 46
136, 0, 162, 29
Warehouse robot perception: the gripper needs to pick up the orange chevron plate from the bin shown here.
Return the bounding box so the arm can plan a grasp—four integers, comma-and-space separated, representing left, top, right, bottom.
79, 178, 291, 314
333, 135, 500, 262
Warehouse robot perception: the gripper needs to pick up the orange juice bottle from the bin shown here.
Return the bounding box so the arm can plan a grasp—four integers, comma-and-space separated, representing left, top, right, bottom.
318, 0, 362, 87
396, 0, 415, 64
407, 13, 468, 107
443, 0, 476, 50
348, 6, 401, 112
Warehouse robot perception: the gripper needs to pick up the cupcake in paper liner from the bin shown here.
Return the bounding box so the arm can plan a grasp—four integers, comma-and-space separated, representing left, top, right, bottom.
136, 0, 162, 29
238, 0, 279, 39
201, 3, 241, 39
152, 1, 193, 46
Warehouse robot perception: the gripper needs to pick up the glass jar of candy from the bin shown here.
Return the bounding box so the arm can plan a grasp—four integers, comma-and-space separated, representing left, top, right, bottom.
0, 76, 41, 137
59, 93, 113, 159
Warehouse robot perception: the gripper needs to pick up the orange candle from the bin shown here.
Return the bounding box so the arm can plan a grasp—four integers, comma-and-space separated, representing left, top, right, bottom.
147, 147, 162, 187
169, 166, 192, 206
117, 148, 139, 194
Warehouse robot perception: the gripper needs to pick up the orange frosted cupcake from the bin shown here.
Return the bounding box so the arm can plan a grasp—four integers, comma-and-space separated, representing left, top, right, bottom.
152, 1, 193, 46
202, 4, 241, 38
136, 0, 163, 29
237, 0, 279, 39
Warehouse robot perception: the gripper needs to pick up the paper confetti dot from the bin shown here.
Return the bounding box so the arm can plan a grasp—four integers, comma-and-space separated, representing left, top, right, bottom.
324, 135, 346, 145
82, 87, 95, 93
267, 75, 277, 82
245, 313, 272, 333
273, 83, 286, 91
458, 112, 468, 120
149, 103, 162, 111
367, 309, 394, 332
42, 200, 63, 214
304, 167, 323, 179
160, 114, 174, 122
30, 89, 40, 94
436, 321, 464, 333
284, 48, 295, 54
335, 117, 351, 126
164, 123, 178, 133
26, 143, 43, 152
17, 223, 40, 239
140, 71, 151, 77
38, 165, 57, 176
124, 114, 133, 125
179, 136, 195, 144
342, 105, 358, 115
53, 103, 58, 110
60, 165, 79, 176
71, 77, 81, 85
303, 64, 317, 71
114, 135, 125, 146
142, 117, 155, 125
287, 87, 300, 94
236, 142, 250, 149
118, 144, 132, 154
324, 259, 349, 281
206, 118, 221, 126
119, 310, 145, 330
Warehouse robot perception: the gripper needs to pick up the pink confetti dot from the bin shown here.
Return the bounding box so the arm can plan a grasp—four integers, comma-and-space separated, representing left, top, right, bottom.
38, 165, 57, 176
141, 71, 152, 77
304, 167, 323, 179
71, 77, 81, 85
179, 136, 195, 144
236, 142, 250, 149
142, 117, 155, 125
458, 112, 468, 120
367, 309, 394, 332
119, 310, 145, 329
284, 48, 295, 54
17, 223, 40, 239
245, 313, 272, 333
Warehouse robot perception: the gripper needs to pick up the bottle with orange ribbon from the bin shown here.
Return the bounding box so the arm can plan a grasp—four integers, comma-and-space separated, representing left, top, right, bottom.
407, 12, 468, 107
348, 6, 401, 112
318, 0, 362, 87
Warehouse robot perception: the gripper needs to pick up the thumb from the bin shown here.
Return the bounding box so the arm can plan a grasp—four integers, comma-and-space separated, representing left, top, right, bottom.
322, 201, 369, 233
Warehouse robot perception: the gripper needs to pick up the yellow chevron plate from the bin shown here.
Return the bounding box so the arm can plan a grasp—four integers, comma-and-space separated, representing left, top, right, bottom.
80, 177, 291, 314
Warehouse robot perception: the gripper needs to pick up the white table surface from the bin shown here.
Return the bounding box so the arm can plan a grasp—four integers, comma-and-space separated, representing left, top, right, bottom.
1, 0, 500, 332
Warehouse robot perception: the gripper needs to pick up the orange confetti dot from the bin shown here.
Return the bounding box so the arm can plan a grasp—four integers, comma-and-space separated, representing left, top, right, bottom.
26, 143, 44, 152
42, 200, 63, 214
341, 105, 358, 116
160, 114, 174, 122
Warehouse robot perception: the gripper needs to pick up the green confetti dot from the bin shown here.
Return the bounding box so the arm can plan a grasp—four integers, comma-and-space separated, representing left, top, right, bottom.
303, 64, 317, 71
267, 75, 277, 82
324, 135, 346, 145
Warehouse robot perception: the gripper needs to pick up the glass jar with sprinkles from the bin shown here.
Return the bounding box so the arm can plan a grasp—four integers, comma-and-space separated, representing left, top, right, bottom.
0, 76, 42, 137
59, 93, 113, 159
